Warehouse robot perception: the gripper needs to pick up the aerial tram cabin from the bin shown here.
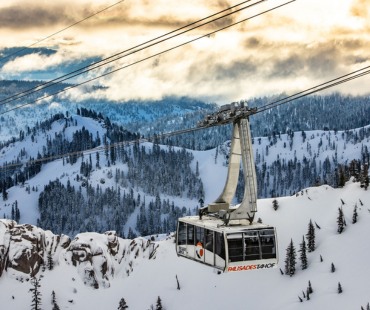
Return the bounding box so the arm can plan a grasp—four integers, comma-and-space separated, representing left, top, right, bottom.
176, 102, 278, 272
176, 216, 277, 272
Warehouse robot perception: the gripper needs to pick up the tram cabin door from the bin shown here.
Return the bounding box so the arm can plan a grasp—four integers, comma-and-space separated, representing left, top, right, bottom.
177, 221, 226, 270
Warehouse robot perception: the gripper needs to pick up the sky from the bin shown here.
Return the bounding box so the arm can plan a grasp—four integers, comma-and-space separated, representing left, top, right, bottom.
0, 0, 369, 104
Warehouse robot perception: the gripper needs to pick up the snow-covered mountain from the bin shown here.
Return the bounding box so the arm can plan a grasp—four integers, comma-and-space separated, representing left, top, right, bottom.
0, 108, 370, 309
1, 110, 370, 237
0, 181, 369, 309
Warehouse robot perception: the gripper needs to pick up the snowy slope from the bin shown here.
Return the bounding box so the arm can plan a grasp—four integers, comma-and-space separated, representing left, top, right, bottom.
2, 118, 370, 228
0, 181, 369, 309
1, 114, 370, 309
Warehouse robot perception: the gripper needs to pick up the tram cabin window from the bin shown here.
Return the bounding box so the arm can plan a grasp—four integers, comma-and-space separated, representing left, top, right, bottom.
178, 222, 187, 245
227, 229, 276, 262
187, 224, 195, 245
205, 229, 214, 252
227, 234, 244, 262
244, 231, 260, 261
215, 232, 225, 259
260, 229, 276, 259
195, 226, 205, 246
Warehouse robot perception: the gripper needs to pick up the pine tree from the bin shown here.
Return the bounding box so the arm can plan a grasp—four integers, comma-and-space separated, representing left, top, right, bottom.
360, 163, 369, 190
272, 199, 279, 211
29, 277, 42, 310
352, 204, 358, 224
299, 236, 308, 270
337, 282, 343, 293
156, 296, 163, 310
306, 219, 315, 252
51, 290, 60, 310
284, 239, 296, 277
117, 298, 129, 309
15, 202, 20, 222
337, 207, 345, 234
176, 274, 181, 290
2, 187, 8, 201
52, 302, 61, 310
47, 251, 54, 270
308, 280, 313, 294
51, 290, 56, 305
331, 262, 336, 273
366, 302, 370, 310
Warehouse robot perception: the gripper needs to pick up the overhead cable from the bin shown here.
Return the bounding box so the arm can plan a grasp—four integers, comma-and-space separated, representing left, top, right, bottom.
0, 0, 295, 115
0, 0, 264, 107
255, 66, 370, 114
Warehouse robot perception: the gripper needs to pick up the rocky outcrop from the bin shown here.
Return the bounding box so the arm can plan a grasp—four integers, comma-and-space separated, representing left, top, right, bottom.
0, 220, 71, 277
0, 220, 157, 289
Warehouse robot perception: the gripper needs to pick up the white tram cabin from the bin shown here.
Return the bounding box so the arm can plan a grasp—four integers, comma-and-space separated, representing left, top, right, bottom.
176, 216, 278, 272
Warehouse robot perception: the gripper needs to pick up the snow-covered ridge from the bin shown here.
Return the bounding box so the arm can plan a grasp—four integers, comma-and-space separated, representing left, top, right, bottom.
0, 219, 158, 289
1, 112, 370, 238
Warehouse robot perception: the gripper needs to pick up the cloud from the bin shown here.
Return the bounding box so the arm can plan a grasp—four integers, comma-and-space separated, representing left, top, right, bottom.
1, 50, 74, 73
1, 0, 370, 103
0, 2, 75, 29
351, 0, 370, 18
0, 0, 235, 31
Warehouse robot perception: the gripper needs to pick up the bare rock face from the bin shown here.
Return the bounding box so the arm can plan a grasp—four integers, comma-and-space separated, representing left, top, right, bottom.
0, 220, 14, 277
0, 220, 71, 278
0, 220, 158, 289
105, 231, 119, 256
7, 224, 45, 276
65, 232, 118, 289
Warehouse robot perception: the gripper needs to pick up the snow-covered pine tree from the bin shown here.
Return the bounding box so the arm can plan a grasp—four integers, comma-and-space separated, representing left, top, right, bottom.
284, 239, 296, 277
176, 274, 181, 290
51, 290, 56, 305
306, 219, 315, 252
2, 187, 8, 201
352, 204, 358, 224
156, 296, 163, 310
272, 199, 279, 211
51, 290, 60, 310
117, 298, 129, 309
331, 262, 336, 273
337, 207, 345, 234
299, 236, 308, 270
29, 277, 42, 310
15, 202, 20, 222
360, 163, 369, 190
337, 282, 343, 294
47, 251, 54, 270
308, 280, 313, 294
